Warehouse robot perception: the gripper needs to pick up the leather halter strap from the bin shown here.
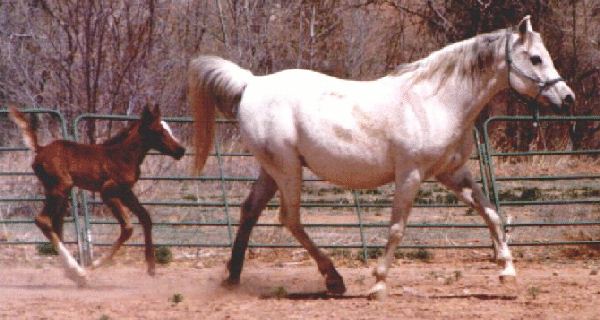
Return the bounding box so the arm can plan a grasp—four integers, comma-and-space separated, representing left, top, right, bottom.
504, 29, 565, 124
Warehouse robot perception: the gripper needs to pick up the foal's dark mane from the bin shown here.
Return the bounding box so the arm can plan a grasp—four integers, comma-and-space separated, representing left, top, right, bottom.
101, 122, 139, 145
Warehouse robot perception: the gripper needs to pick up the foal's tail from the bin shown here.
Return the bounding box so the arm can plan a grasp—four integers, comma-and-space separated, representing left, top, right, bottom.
8, 106, 40, 152
187, 55, 254, 173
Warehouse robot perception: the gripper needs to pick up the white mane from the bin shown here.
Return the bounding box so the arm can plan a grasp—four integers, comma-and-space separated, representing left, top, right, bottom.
391, 29, 506, 88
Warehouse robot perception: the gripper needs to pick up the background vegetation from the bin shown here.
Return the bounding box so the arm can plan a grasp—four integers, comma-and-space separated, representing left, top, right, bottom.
1, 0, 598, 147
1, 0, 599, 257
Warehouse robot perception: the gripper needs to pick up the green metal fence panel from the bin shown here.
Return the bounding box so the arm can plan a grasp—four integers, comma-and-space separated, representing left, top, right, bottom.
482, 115, 600, 247
6, 110, 599, 263
71, 114, 496, 265
0, 108, 85, 262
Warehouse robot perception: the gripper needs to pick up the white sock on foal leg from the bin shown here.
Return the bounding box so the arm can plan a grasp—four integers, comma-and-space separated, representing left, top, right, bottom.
57, 242, 87, 287
497, 242, 516, 282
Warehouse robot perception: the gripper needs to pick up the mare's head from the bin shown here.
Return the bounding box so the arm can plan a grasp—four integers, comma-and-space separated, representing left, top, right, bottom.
139, 104, 186, 160
506, 16, 575, 113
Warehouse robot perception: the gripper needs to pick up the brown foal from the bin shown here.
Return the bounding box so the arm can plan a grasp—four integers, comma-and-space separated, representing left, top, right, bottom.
9, 104, 185, 286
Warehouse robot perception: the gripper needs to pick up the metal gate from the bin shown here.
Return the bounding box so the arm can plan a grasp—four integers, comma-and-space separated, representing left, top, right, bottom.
1, 109, 599, 263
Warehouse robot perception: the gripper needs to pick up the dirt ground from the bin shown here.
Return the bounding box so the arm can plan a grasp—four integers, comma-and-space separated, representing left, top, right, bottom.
1, 247, 599, 320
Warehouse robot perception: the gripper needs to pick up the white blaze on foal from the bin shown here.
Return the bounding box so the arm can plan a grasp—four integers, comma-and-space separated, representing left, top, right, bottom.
161, 121, 179, 142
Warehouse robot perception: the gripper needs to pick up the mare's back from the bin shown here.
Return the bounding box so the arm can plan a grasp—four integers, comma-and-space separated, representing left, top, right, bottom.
255, 69, 376, 97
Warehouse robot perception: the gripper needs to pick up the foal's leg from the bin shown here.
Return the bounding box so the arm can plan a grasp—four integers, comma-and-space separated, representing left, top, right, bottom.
91, 191, 133, 269
368, 168, 422, 300
436, 167, 515, 280
225, 168, 277, 286
273, 164, 346, 294
36, 190, 87, 286
120, 189, 156, 276
50, 198, 68, 241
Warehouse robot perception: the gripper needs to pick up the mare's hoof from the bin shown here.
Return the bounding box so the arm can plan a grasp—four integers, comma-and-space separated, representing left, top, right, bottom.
221, 277, 240, 289
367, 282, 387, 301
326, 277, 347, 295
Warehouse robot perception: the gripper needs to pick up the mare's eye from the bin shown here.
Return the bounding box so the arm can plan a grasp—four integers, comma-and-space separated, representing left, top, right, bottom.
530, 55, 542, 66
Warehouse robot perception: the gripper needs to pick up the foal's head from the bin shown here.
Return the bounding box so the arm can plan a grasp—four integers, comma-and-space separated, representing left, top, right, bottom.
139, 104, 186, 160
506, 16, 575, 112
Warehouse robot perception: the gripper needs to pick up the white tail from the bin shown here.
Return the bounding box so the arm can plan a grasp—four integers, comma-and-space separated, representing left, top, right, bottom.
187, 56, 253, 173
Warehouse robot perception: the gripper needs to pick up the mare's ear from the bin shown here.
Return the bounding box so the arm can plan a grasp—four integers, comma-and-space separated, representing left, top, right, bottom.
141, 104, 154, 126
517, 15, 533, 46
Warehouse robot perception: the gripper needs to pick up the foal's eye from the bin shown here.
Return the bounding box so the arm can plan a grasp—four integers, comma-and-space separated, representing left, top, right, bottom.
530, 55, 542, 66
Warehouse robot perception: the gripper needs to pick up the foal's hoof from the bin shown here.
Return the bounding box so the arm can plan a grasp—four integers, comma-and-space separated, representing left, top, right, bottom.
76, 276, 89, 288
65, 268, 88, 288
221, 277, 240, 289
147, 268, 156, 277
90, 258, 104, 269
499, 274, 517, 284
326, 277, 346, 295
367, 282, 387, 301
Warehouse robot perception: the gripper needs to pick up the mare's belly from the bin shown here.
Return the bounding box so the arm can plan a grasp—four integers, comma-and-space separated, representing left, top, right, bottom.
300, 147, 395, 189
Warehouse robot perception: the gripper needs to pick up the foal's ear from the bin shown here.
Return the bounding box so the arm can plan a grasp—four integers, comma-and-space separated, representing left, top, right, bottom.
517, 15, 533, 45
152, 103, 161, 117
141, 104, 155, 125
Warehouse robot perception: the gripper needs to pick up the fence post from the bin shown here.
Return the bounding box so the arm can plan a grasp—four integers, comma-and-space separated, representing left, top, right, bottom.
213, 124, 234, 247
482, 118, 503, 215
351, 190, 368, 261
473, 128, 491, 199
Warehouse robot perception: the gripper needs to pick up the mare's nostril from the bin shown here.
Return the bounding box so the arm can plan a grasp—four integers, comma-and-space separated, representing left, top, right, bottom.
564, 94, 575, 105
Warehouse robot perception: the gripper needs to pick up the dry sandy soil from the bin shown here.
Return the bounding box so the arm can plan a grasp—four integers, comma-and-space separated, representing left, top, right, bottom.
1, 248, 599, 320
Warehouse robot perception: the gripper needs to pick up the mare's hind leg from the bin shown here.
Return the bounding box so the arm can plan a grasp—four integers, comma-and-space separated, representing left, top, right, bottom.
368, 168, 422, 300
225, 168, 277, 286
120, 189, 156, 276
270, 162, 346, 294
436, 166, 515, 280
91, 189, 133, 269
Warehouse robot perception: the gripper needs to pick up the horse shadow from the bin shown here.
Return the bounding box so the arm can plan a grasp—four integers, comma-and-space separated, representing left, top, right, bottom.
0, 283, 127, 291
259, 290, 517, 301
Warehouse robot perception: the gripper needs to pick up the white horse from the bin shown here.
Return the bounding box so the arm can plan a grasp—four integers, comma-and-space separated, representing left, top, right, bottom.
188, 16, 574, 300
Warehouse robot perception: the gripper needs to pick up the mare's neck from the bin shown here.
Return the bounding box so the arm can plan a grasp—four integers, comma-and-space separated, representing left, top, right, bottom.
434, 34, 512, 127
447, 65, 508, 126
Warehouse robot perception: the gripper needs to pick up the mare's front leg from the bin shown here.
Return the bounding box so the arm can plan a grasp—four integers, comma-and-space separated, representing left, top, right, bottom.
120, 188, 156, 276
225, 168, 277, 286
436, 167, 516, 281
368, 168, 422, 300
92, 184, 133, 269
